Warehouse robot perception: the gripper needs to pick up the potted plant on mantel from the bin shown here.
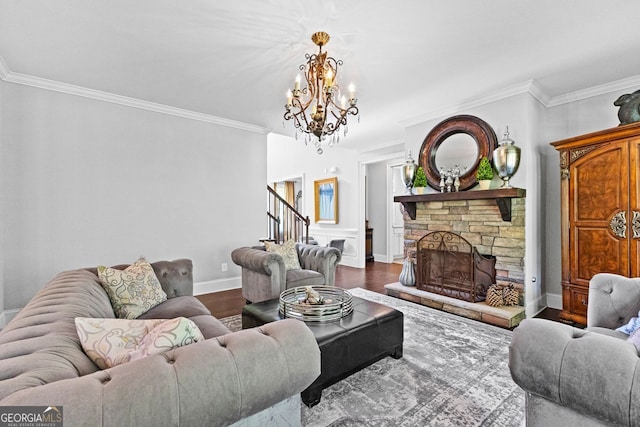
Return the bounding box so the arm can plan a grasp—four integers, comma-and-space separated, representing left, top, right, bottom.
476, 156, 494, 190
413, 166, 427, 194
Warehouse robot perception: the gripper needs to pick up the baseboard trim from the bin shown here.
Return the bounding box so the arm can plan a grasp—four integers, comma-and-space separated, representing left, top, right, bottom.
193, 277, 242, 295
546, 292, 562, 310
338, 255, 359, 268
372, 253, 392, 263
525, 293, 547, 319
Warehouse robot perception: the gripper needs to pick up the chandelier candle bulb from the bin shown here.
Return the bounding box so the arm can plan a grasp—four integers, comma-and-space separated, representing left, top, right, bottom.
286, 90, 293, 106
325, 69, 333, 87
294, 74, 301, 91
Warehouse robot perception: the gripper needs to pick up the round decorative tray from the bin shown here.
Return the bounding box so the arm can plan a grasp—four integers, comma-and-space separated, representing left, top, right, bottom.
279, 286, 354, 322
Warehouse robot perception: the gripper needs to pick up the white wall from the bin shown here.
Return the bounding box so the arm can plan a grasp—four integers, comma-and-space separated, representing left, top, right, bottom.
542, 88, 630, 309
1, 82, 267, 315
267, 133, 361, 267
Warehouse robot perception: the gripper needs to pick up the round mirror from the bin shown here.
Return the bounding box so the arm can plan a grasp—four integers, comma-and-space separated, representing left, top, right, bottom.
434, 133, 478, 173
419, 115, 498, 191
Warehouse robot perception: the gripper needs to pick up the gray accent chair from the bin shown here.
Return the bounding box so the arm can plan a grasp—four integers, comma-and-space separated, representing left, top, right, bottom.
510, 273, 640, 426
231, 243, 341, 303
329, 239, 345, 254
0, 259, 321, 427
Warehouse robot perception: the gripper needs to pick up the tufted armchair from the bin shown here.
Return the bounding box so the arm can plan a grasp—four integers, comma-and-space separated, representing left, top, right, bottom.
231, 243, 341, 303
510, 273, 640, 426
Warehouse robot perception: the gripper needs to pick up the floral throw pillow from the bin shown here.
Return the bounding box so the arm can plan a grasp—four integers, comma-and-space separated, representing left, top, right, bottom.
97, 257, 167, 319
265, 239, 301, 271
75, 317, 204, 369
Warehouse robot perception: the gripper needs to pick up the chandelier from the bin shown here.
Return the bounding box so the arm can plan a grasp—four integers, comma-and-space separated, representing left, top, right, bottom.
284, 31, 359, 154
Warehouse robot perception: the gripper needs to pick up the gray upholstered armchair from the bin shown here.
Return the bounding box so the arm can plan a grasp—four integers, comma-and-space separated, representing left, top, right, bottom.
510, 273, 640, 426
231, 243, 341, 303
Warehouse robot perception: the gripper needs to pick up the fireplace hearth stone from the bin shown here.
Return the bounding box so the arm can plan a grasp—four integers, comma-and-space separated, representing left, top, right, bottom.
385, 282, 525, 328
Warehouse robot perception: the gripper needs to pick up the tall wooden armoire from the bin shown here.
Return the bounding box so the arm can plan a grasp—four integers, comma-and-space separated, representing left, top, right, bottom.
551, 122, 640, 325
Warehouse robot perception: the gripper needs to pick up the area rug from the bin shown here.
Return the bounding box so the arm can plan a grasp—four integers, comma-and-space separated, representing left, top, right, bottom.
221, 288, 524, 426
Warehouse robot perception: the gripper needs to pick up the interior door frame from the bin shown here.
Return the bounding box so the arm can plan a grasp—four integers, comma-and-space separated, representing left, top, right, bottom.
388, 159, 407, 262
358, 150, 405, 266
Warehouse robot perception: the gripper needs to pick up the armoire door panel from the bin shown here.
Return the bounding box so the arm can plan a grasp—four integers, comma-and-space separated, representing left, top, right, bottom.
572, 143, 628, 222
573, 227, 627, 284
569, 141, 629, 285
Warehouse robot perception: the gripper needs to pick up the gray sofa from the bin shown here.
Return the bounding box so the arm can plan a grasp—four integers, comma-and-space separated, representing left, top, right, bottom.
0, 259, 321, 427
232, 243, 341, 303
510, 273, 640, 426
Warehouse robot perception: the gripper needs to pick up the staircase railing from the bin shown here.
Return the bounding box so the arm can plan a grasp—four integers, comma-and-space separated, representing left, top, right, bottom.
267, 186, 310, 244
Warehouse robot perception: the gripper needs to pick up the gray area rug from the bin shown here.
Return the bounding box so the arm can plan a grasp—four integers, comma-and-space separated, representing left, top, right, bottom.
221, 288, 524, 426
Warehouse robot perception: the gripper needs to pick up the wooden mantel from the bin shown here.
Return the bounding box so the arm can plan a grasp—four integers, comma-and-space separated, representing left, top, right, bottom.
394, 187, 526, 222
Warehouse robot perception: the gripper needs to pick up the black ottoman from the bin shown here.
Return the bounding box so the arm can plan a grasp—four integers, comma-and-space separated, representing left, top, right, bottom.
242, 296, 404, 407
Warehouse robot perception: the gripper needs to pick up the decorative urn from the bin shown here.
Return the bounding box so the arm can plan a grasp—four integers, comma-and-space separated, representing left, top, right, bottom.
493, 126, 521, 188
402, 150, 417, 195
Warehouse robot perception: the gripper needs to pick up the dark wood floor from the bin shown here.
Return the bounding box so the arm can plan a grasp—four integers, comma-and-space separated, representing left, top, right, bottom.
196, 262, 400, 318
196, 261, 566, 323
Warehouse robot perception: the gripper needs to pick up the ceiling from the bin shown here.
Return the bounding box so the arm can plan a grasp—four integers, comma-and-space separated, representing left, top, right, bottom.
1, 1, 640, 150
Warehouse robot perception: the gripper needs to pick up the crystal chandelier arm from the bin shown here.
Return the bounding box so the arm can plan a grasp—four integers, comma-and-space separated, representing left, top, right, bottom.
284, 98, 312, 132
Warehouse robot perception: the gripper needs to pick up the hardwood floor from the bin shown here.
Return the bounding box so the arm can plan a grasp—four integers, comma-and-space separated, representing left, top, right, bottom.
196, 261, 569, 325
196, 262, 401, 319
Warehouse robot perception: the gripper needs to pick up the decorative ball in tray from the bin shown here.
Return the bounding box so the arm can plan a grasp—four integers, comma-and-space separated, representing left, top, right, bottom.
279, 286, 354, 322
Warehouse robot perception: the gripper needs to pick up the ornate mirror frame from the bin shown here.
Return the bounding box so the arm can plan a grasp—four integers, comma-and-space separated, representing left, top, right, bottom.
418, 115, 498, 191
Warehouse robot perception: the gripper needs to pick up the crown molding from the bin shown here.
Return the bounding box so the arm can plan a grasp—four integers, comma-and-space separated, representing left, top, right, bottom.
398, 75, 640, 128
399, 80, 547, 128
0, 57, 268, 134
526, 80, 552, 106
546, 74, 640, 107
357, 138, 405, 155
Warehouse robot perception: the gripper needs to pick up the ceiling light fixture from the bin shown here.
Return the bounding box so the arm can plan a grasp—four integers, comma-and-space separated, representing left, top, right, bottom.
284, 31, 359, 154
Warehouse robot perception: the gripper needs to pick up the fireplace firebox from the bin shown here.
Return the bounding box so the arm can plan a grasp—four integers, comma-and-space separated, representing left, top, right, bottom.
416, 231, 496, 302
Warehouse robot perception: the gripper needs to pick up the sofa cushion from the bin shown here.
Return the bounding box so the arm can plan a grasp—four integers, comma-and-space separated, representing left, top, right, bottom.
285, 269, 324, 287
266, 240, 301, 271
97, 257, 167, 319
75, 317, 203, 369
137, 296, 231, 339
188, 314, 232, 339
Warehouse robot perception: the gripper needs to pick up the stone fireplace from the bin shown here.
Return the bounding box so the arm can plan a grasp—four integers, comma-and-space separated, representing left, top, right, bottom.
390, 188, 526, 328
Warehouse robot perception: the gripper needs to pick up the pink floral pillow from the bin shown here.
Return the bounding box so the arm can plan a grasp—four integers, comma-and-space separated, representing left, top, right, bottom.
75, 317, 203, 369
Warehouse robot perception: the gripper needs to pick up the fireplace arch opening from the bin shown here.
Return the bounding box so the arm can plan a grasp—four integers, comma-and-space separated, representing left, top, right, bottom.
416, 231, 496, 302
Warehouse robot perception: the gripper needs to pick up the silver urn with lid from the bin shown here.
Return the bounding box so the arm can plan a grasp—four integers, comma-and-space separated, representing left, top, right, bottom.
402, 150, 417, 195
493, 126, 521, 188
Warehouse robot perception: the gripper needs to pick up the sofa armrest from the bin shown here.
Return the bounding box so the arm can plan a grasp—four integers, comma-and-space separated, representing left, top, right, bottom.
510, 318, 640, 425
296, 243, 341, 286
0, 319, 320, 427
231, 247, 284, 276
587, 273, 640, 329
